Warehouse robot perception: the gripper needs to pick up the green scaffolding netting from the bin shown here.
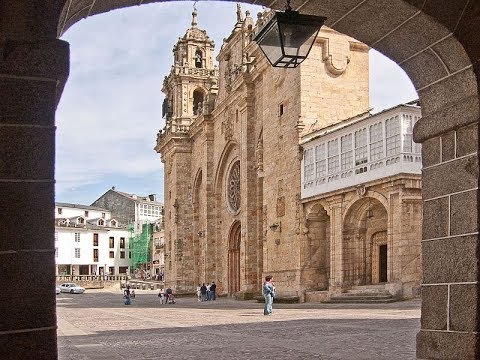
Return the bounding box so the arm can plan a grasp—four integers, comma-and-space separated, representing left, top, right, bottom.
129, 223, 152, 270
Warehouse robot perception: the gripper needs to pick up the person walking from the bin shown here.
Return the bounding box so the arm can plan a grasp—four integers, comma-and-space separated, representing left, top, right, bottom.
200, 283, 207, 302
262, 275, 275, 315
210, 281, 217, 300
206, 283, 211, 301
158, 289, 165, 304
196, 284, 202, 302
124, 285, 131, 305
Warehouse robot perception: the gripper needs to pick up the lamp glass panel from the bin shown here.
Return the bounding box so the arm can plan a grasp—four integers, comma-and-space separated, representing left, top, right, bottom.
279, 22, 319, 57
257, 22, 284, 65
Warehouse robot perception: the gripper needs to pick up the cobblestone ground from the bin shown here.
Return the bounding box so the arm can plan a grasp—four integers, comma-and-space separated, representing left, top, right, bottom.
57, 289, 420, 360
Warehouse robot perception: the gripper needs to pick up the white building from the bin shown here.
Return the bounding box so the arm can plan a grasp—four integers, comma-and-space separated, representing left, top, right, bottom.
55, 203, 131, 276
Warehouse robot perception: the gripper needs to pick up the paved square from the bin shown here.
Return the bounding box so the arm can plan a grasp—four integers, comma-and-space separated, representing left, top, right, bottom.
57, 290, 420, 359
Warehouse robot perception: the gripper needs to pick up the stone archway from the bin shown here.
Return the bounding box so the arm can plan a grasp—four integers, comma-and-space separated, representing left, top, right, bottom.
1, 1, 480, 359
343, 197, 388, 287
228, 220, 241, 295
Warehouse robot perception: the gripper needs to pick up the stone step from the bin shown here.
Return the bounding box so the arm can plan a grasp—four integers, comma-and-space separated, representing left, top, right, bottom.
331, 294, 393, 300
327, 297, 397, 304
328, 291, 397, 303
341, 290, 392, 296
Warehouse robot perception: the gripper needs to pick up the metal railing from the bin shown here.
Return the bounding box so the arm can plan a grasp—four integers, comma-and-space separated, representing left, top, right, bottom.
56, 274, 128, 282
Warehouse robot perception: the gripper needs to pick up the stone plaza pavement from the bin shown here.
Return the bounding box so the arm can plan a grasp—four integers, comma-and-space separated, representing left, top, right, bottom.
57, 289, 420, 360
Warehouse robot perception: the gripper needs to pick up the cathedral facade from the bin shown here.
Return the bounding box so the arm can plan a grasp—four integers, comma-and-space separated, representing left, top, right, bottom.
155, 7, 421, 300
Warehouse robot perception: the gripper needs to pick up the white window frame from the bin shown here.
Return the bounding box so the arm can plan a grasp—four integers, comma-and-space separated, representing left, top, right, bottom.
315, 143, 326, 178
369, 122, 384, 161
386, 116, 401, 156
74, 233, 80, 242
74, 248, 80, 258
340, 134, 353, 170
327, 139, 339, 174
303, 148, 315, 182
354, 128, 368, 166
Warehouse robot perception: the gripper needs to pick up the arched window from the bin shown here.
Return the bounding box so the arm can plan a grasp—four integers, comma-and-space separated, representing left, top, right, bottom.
193, 89, 204, 115
195, 50, 203, 68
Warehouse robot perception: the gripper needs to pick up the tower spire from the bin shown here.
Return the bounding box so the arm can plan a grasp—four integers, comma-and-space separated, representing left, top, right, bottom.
191, 5, 198, 28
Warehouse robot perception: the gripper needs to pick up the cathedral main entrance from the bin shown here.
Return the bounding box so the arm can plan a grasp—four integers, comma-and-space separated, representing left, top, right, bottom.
228, 221, 241, 295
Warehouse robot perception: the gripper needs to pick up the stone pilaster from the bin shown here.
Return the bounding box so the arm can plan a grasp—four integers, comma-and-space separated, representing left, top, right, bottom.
326, 196, 344, 291
0, 39, 69, 360
416, 123, 479, 359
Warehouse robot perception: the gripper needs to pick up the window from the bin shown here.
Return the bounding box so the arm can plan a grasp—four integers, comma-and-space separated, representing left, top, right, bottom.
193, 89, 204, 115
120, 237, 125, 249
341, 134, 353, 170
98, 219, 104, 226
84, 211, 89, 217
93, 233, 98, 247
55, 247, 58, 258
413, 116, 422, 153
195, 49, 203, 68
93, 249, 98, 262
54, 232, 58, 242
120, 251, 125, 259
58, 208, 62, 215
110, 220, 117, 227
369, 122, 384, 161
303, 148, 314, 181
109, 267, 114, 275
402, 114, 414, 153
74, 233, 80, 242
327, 139, 339, 174
102, 213, 106, 219
315, 144, 326, 178
74, 248, 80, 258
355, 128, 368, 165
129, 252, 132, 259
386, 116, 401, 156
279, 104, 284, 116
109, 237, 114, 248
109, 251, 114, 258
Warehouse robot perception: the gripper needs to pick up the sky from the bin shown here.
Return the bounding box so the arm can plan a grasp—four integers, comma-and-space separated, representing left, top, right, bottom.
56, 1, 418, 206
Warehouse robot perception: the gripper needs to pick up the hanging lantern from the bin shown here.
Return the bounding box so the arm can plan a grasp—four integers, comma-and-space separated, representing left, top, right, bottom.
253, 1, 326, 68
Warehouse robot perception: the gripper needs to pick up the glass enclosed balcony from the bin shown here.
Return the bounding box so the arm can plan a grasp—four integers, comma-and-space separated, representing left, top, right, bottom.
301, 103, 422, 199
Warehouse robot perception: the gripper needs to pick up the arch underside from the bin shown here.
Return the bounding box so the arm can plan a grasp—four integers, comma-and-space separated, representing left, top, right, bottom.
9, 0, 476, 358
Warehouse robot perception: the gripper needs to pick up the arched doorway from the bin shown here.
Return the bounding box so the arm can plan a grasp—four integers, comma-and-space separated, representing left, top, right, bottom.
343, 197, 388, 287
371, 230, 388, 284
228, 221, 241, 295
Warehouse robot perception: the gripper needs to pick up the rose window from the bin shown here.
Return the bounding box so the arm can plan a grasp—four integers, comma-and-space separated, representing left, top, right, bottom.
227, 161, 240, 213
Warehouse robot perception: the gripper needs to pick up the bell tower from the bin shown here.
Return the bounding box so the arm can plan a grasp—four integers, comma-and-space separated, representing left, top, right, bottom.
162, 7, 217, 129
156, 8, 218, 292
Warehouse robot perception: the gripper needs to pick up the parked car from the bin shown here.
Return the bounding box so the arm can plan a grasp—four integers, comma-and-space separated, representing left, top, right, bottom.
59, 283, 85, 294
56, 287, 61, 295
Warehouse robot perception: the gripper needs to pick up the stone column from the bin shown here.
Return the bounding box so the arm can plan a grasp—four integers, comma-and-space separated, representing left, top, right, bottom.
327, 196, 343, 291
416, 123, 479, 359
0, 39, 69, 359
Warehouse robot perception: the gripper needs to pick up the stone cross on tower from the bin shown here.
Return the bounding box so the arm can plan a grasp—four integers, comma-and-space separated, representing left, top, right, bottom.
191, 6, 198, 28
